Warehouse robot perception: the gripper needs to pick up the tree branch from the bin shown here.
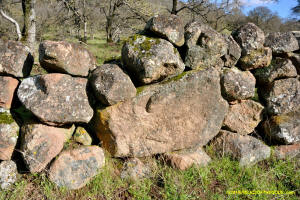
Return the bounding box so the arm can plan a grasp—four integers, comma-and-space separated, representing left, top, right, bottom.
0, 9, 22, 40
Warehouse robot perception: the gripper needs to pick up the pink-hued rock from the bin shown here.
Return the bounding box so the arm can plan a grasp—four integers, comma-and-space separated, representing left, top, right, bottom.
0, 76, 19, 109
274, 143, 300, 159
21, 123, 75, 173
17, 73, 93, 126
49, 146, 105, 190
39, 40, 96, 76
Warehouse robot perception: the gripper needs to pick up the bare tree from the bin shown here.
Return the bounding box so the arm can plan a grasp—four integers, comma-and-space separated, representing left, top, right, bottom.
22, 0, 36, 52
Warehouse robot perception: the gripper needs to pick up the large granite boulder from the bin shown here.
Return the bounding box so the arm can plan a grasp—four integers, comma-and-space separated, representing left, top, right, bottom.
21, 123, 75, 173
239, 47, 272, 70
262, 110, 300, 144
221, 67, 256, 101
39, 40, 96, 77
145, 14, 185, 46
89, 64, 136, 106
0, 110, 19, 160
223, 100, 264, 135
223, 35, 242, 67
0, 161, 18, 190
0, 40, 33, 77
265, 32, 299, 54
0, 76, 19, 109
17, 73, 93, 126
121, 35, 185, 85
49, 146, 105, 190
261, 78, 300, 115
213, 130, 271, 166
254, 58, 297, 85
92, 68, 228, 157
232, 23, 265, 55
184, 21, 227, 69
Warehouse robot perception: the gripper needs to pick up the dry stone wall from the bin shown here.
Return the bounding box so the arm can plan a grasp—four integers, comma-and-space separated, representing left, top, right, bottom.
0, 14, 300, 190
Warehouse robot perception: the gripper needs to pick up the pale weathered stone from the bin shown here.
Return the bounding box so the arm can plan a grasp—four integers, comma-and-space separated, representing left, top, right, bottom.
274, 143, 300, 159
265, 32, 299, 54
239, 47, 272, 70
120, 158, 153, 180
0, 161, 18, 190
0, 76, 19, 109
92, 68, 228, 157
49, 146, 105, 190
74, 126, 92, 146
223, 35, 242, 67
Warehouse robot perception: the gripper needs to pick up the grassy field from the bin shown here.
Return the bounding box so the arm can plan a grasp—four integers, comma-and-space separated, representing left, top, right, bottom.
1, 36, 300, 200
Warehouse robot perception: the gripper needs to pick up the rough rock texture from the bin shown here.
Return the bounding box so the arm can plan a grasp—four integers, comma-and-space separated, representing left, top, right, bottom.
164, 147, 211, 170
286, 52, 300, 74
232, 23, 265, 55
254, 58, 297, 85
17, 73, 93, 126
145, 14, 185, 46
223, 100, 264, 135
0, 40, 33, 77
239, 47, 272, 70
74, 126, 92, 146
292, 31, 300, 47
184, 21, 227, 69
223, 35, 242, 67
274, 143, 300, 159
0, 76, 19, 109
0, 161, 17, 190
121, 35, 185, 84
213, 130, 271, 166
0, 110, 19, 160
265, 32, 299, 54
262, 110, 300, 144
90, 64, 136, 106
92, 68, 228, 157
221, 67, 256, 101
261, 78, 300, 115
39, 40, 96, 76
120, 158, 153, 180
21, 123, 75, 173
49, 146, 105, 190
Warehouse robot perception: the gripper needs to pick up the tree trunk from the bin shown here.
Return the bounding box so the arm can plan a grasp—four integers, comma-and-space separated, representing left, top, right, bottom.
0, 9, 22, 41
22, 0, 36, 53
171, 0, 178, 15
106, 16, 113, 43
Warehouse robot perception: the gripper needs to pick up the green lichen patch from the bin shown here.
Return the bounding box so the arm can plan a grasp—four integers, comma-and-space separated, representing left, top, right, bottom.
0, 112, 15, 124
136, 85, 150, 95
127, 34, 161, 58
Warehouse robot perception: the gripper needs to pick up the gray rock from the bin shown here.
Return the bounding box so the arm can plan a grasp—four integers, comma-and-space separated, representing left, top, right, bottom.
221, 67, 256, 101
265, 32, 299, 54
121, 35, 185, 85
274, 143, 300, 159
223, 35, 242, 67
17, 73, 94, 126
49, 146, 105, 190
239, 47, 272, 70
0, 76, 19, 109
92, 68, 228, 157
292, 31, 300, 47
0, 161, 18, 190
262, 110, 300, 144
0, 40, 33, 77
120, 158, 153, 181
232, 23, 265, 55
254, 58, 297, 85
90, 64, 136, 106
213, 130, 271, 166
286, 52, 300, 74
145, 14, 185, 46
39, 40, 96, 77
74, 126, 92, 146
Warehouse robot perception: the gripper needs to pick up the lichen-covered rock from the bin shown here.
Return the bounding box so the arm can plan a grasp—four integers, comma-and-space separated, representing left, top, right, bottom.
0, 76, 19, 109
262, 110, 300, 144
232, 23, 265, 55
39, 40, 96, 76
274, 143, 300, 159
0, 110, 19, 160
120, 158, 153, 180
286, 52, 300, 74
0, 161, 17, 190
213, 130, 271, 166
0, 40, 33, 77
292, 31, 300, 47
17, 73, 93, 126
21, 123, 75, 173
254, 58, 297, 85
92, 68, 228, 157
145, 14, 185, 46
261, 78, 300, 115
223, 35, 242, 67
265, 32, 299, 54
164, 147, 211, 170
223, 100, 264, 135
49, 146, 105, 190
221, 67, 256, 101
74, 126, 92, 146
90, 64, 136, 106
121, 35, 185, 85
239, 47, 272, 70
184, 21, 227, 69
